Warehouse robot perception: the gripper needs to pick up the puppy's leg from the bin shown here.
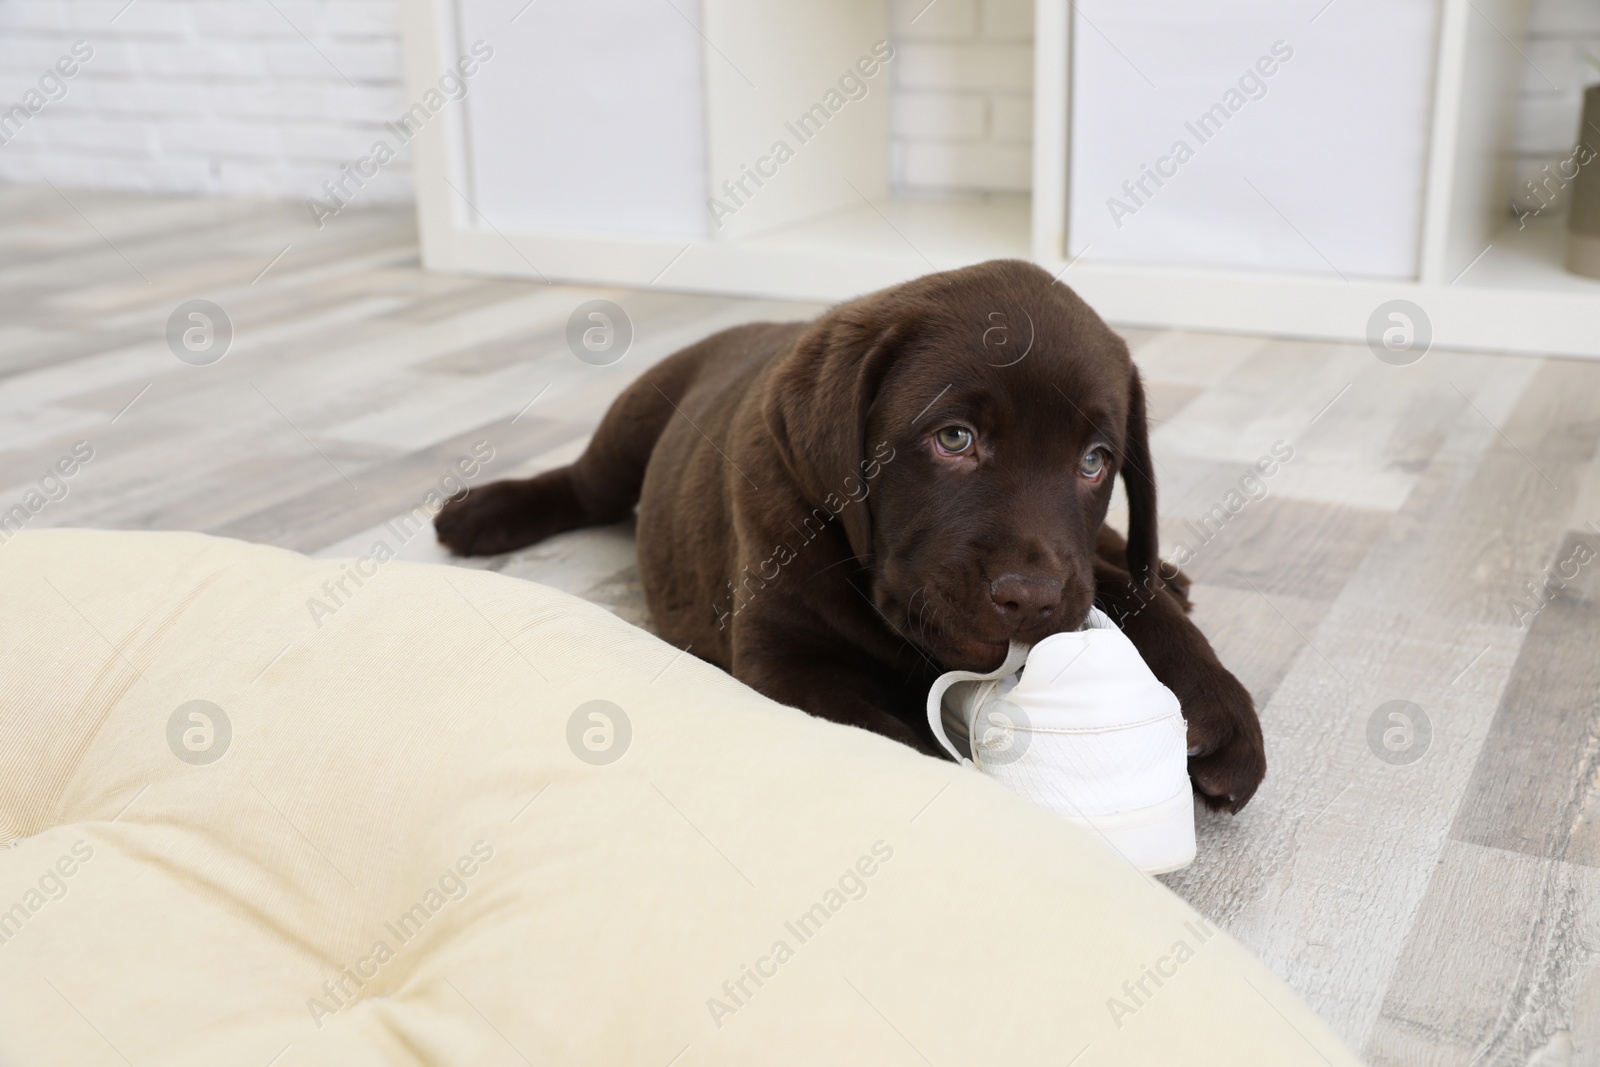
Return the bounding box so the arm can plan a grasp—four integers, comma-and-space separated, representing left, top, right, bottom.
1094, 528, 1266, 812
745, 665, 942, 757
733, 634, 943, 758
436, 354, 695, 556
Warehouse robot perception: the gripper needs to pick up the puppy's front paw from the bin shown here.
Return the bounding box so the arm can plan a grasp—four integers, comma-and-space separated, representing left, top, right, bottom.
1178, 664, 1265, 813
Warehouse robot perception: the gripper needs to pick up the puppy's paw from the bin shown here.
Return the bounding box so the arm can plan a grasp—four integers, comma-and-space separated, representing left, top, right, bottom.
1178, 664, 1265, 813
433, 480, 541, 557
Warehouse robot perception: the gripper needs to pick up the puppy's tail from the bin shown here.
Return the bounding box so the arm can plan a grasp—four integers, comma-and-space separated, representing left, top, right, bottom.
434, 356, 690, 557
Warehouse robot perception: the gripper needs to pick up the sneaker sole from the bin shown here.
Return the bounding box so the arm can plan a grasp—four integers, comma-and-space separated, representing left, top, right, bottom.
1051, 786, 1197, 875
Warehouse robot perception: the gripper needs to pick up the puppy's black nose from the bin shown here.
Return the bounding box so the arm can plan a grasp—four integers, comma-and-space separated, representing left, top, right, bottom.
989, 573, 1063, 625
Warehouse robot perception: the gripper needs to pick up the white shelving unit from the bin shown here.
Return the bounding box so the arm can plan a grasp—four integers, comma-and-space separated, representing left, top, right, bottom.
401, 0, 1600, 358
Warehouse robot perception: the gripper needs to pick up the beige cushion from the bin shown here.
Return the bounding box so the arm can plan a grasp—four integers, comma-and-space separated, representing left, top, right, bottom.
0, 529, 1359, 1065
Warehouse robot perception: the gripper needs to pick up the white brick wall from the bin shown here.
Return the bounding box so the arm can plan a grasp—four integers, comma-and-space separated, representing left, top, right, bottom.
0, 0, 1590, 215
1510, 0, 1600, 214
888, 0, 1035, 196
0, 0, 411, 202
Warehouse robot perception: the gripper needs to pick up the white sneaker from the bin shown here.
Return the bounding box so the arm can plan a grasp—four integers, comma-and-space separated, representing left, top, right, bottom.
926, 607, 1196, 875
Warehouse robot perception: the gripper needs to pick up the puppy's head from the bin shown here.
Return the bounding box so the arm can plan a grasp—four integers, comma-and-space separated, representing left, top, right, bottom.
765, 260, 1157, 672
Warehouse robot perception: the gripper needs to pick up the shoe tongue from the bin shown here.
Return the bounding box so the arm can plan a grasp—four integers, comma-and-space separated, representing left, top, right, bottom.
926, 643, 1030, 763
1079, 605, 1118, 631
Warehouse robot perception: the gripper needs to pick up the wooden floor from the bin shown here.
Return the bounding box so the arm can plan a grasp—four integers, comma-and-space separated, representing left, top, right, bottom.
6, 184, 1600, 1066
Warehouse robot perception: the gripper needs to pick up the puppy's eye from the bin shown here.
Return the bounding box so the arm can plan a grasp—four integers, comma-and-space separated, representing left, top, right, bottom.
933, 426, 975, 456
1080, 448, 1108, 479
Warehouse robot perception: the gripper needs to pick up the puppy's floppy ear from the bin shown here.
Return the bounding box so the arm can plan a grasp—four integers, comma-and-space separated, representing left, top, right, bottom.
763, 303, 917, 566
1121, 363, 1160, 587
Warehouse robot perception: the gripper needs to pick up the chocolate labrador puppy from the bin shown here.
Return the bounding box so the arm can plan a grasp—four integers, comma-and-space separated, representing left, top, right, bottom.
436, 260, 1265, 811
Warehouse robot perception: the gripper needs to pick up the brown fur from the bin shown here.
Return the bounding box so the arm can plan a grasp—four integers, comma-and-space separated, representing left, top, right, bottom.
436, 261, 1265, 811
